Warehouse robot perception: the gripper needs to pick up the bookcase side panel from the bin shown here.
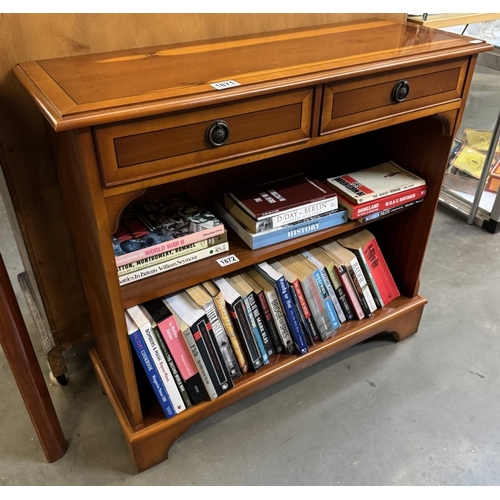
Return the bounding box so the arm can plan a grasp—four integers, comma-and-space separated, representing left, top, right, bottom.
45, 126, 144, 428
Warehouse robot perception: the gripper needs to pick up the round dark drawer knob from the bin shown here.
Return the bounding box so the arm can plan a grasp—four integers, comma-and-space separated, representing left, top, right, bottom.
391, 80, 410, 103
206, 120, 230, 147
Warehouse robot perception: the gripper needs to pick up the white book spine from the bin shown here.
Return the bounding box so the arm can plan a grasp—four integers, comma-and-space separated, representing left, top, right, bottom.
127, 306, 186, 413
349, 257, 378, 313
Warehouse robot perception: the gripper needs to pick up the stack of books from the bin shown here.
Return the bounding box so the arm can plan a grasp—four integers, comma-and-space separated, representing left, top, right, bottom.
214, 174, 347, 249
112, 193, 229, 285
326, 161, 427, 222
126, 228, 400, 419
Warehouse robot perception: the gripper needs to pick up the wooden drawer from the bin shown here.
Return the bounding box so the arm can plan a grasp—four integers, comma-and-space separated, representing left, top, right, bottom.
94, 88, 314, 187
320, 59, 469, 135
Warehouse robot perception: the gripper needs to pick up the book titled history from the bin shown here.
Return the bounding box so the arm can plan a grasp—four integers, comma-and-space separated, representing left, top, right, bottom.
215, 198, 347, 250
326, 161, 426, 205
112, 193, 225, 267
227, 174, 338, 219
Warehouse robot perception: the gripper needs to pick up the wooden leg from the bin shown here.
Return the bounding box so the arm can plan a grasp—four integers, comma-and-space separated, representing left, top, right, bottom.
0, 253, 67, 463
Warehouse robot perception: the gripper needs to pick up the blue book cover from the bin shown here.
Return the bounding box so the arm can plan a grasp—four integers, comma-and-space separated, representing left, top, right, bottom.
310, 268, 341, 334
125, 312, 176, 419
255, 262, 308, 355
215, 198, 347, 250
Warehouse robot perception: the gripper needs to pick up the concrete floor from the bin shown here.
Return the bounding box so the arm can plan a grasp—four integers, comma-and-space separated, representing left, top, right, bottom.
1, 23, 500, 487
1, 191, 500, 487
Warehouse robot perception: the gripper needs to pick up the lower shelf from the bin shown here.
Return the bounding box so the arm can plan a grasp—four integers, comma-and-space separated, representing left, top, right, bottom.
89, 293, 427, 472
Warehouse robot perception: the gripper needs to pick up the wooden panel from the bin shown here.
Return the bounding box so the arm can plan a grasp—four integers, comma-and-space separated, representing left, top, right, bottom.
320, 58, 469, 135
1, 14, 399, 359
94, 89, 313, 186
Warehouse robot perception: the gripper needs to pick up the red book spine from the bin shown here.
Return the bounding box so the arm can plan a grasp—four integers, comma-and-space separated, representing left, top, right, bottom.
335, 264, 365, 321
361, 239, 400, 305
339, 186, 427, 219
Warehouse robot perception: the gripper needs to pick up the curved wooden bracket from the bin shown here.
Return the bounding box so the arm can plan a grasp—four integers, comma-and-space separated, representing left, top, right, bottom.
432, 110, 458, 137
105, 189, 147, 234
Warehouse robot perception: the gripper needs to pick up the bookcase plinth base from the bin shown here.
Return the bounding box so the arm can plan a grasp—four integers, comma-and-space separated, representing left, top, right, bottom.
90, 294, 427, 473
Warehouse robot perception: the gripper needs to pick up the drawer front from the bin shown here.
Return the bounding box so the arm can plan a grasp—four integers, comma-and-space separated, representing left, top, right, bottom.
94, 88, 314, 187
320, 59, 468, 135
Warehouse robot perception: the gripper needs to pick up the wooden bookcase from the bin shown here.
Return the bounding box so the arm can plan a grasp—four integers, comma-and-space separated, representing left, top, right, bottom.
12, 18, 491, 472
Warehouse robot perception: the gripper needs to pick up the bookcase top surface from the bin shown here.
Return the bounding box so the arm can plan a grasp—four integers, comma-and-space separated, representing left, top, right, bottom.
13, 17, 492, 131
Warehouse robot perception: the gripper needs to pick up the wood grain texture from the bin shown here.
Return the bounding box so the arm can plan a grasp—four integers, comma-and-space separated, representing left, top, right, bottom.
0, 14, 404, 365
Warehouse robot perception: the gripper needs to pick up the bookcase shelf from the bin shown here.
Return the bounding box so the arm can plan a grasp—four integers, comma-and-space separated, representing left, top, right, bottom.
13, 18, 492, 472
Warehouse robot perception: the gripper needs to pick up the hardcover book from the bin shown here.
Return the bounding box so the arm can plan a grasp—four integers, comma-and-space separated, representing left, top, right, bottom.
112, 193, 225, 266
201, 280, 249, 374
125, 312, 176, 419
326, 161, 426, 205
337, 229, 400, 307
337, 185, 427, 220
142, 297, 209, 405
213, 276, 264, 371
223, 192, 338, 233
215, 198, 347, 250
227, 174, 338, 219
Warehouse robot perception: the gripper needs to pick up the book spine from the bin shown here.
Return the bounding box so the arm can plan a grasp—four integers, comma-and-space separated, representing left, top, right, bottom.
204, 299, 242, 380
318, 267, 346, 323
325, 263, 355, 321
115, 224, 226, 266
275, 275, 308, 354
263, 288, 295, 354
158, 314, 208, 405
362, 238, 400, 305
226, 193, 338, 232
191, 319, 228, 397
152, 324, 192, 409
215, 199, 347, 250
230, 299, 263, 371
349, 257, 378, 313
128, 329, 176, 419
289, 279, 320, 343
346, 265, 373, 318
242, 295, 269, 365
211, 291, 249, 374
117, 233, 227, 275
247, 292, 275, 357
255, 289, 283, 354
181, 327, 218, 401
311, 269, 341, 335
336, 264, 365, 320
300, 274, 332, 341
355, 250, 384, 308
197, 317, 233, 395
118, 242, 229, 285
339, 186, 427, 218
139, 319, 186, 414
357, 198, 424, 223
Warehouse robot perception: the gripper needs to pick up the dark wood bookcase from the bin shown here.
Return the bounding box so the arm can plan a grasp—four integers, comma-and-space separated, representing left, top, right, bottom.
12, 18, 491, 472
